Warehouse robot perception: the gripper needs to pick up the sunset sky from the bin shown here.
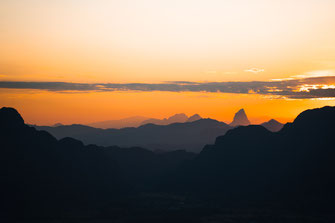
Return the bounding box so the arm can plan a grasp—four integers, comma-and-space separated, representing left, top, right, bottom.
1, 0, 335, 125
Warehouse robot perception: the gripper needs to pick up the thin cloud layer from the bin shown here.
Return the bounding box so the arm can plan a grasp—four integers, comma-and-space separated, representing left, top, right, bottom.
244, 68, 265, 74
1, 76, 335, 99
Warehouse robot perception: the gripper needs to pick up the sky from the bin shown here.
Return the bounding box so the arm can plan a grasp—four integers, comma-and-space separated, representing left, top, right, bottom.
1, 0, 335, 125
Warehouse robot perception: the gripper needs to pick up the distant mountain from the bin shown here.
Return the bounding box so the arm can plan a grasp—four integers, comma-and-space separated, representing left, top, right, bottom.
88, 116, 148, 129
52, 123, 63, 127
187, 114, 202, 122
166, 113, 189, 123
163, 106, 335, 209
230, 108, 250, 126
87, 113, 201, 129
35, 118, 232, 153
141, 113, 189, 125
261, 119, 284, 132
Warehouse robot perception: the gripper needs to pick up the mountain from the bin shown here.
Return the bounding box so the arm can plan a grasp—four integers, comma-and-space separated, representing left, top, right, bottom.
261, 119, 284, 132
0, 107, 121, 218
166, 113, 189, 123
187, 114, 202, 122
162, 106, 335, 209
35, 118, 232, 153
87, 113, 198, 129
2, 106, 335, 221
230, 108, 250, 126
87, 116, 149, 129
141, 113, 188, 125
0, 107, 195, 219
52, 123, 63, 127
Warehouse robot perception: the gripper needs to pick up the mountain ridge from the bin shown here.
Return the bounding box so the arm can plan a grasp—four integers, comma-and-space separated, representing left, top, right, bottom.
0, 106, 196, 218
162, 106, 335, 208
34, 118, 231, 153
2, 106, 335, 220
88, 116, 149, 129
261, 119, 284, 132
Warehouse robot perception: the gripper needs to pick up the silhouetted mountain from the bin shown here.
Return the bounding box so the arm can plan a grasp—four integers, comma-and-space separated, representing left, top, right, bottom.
186, 114, 202, 122
0, 107, 119, 218
35, 118, 232, 152
230, 108, 250, 126
167, 113, 189, 123
0, 107, 195, 219
162, 106, 335, 210
52, 122, 63, 127
88, 116, 149, 129
3, 106, 335, 221
261, 119, 284, 132
141, 113, 188, 125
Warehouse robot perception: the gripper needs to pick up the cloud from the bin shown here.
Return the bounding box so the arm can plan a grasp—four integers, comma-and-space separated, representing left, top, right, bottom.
0, 82, 97, 91
292, 70, 335, 79
244, 68, 265, 74
0, 76, 335, 99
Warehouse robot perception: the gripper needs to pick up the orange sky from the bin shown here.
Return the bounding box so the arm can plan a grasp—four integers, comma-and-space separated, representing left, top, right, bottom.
1, 0, 335, 125
1, 89, 334, 125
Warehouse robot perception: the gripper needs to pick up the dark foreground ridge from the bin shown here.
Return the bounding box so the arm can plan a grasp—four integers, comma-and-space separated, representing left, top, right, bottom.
1, 106, 335, 222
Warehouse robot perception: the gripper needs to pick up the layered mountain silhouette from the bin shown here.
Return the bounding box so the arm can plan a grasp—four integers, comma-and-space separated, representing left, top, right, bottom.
230, 108, 250, 126
87, 113, 203, 129
2, 106, 335, 221
261, 119, 284, 132
34, 118, 231, 153
88, 115, 149, 129
141, 113, 189, 125
0, 107, 195, 219
186, 114, 202, 122
162, 106, 335, 209
33, 109, 285, 152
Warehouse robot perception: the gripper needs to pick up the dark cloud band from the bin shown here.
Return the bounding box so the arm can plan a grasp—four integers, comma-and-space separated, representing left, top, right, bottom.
1, 76, 335, 99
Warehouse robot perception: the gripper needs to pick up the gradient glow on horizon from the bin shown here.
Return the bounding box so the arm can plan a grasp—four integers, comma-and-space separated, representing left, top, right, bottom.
1, 0, 335, 125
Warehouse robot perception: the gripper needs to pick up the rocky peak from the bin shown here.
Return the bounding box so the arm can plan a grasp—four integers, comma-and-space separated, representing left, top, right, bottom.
230, 108, 250, 126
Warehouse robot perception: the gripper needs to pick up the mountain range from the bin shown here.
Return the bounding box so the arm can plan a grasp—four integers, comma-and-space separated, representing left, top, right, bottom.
88, 115, 149, 129
34, 118, 231, 153
1, 106, 335, 221
0, 107, 195, 219
87, 113, 202, 129
162, 106, 335, 208
34, 109, 283, 152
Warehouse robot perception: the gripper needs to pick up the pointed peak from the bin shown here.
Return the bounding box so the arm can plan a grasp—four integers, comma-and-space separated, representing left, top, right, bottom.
236, 108, 245, 114
261, 119, 284, 132
268, 119, 280, 123
230, 108, 250, 126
